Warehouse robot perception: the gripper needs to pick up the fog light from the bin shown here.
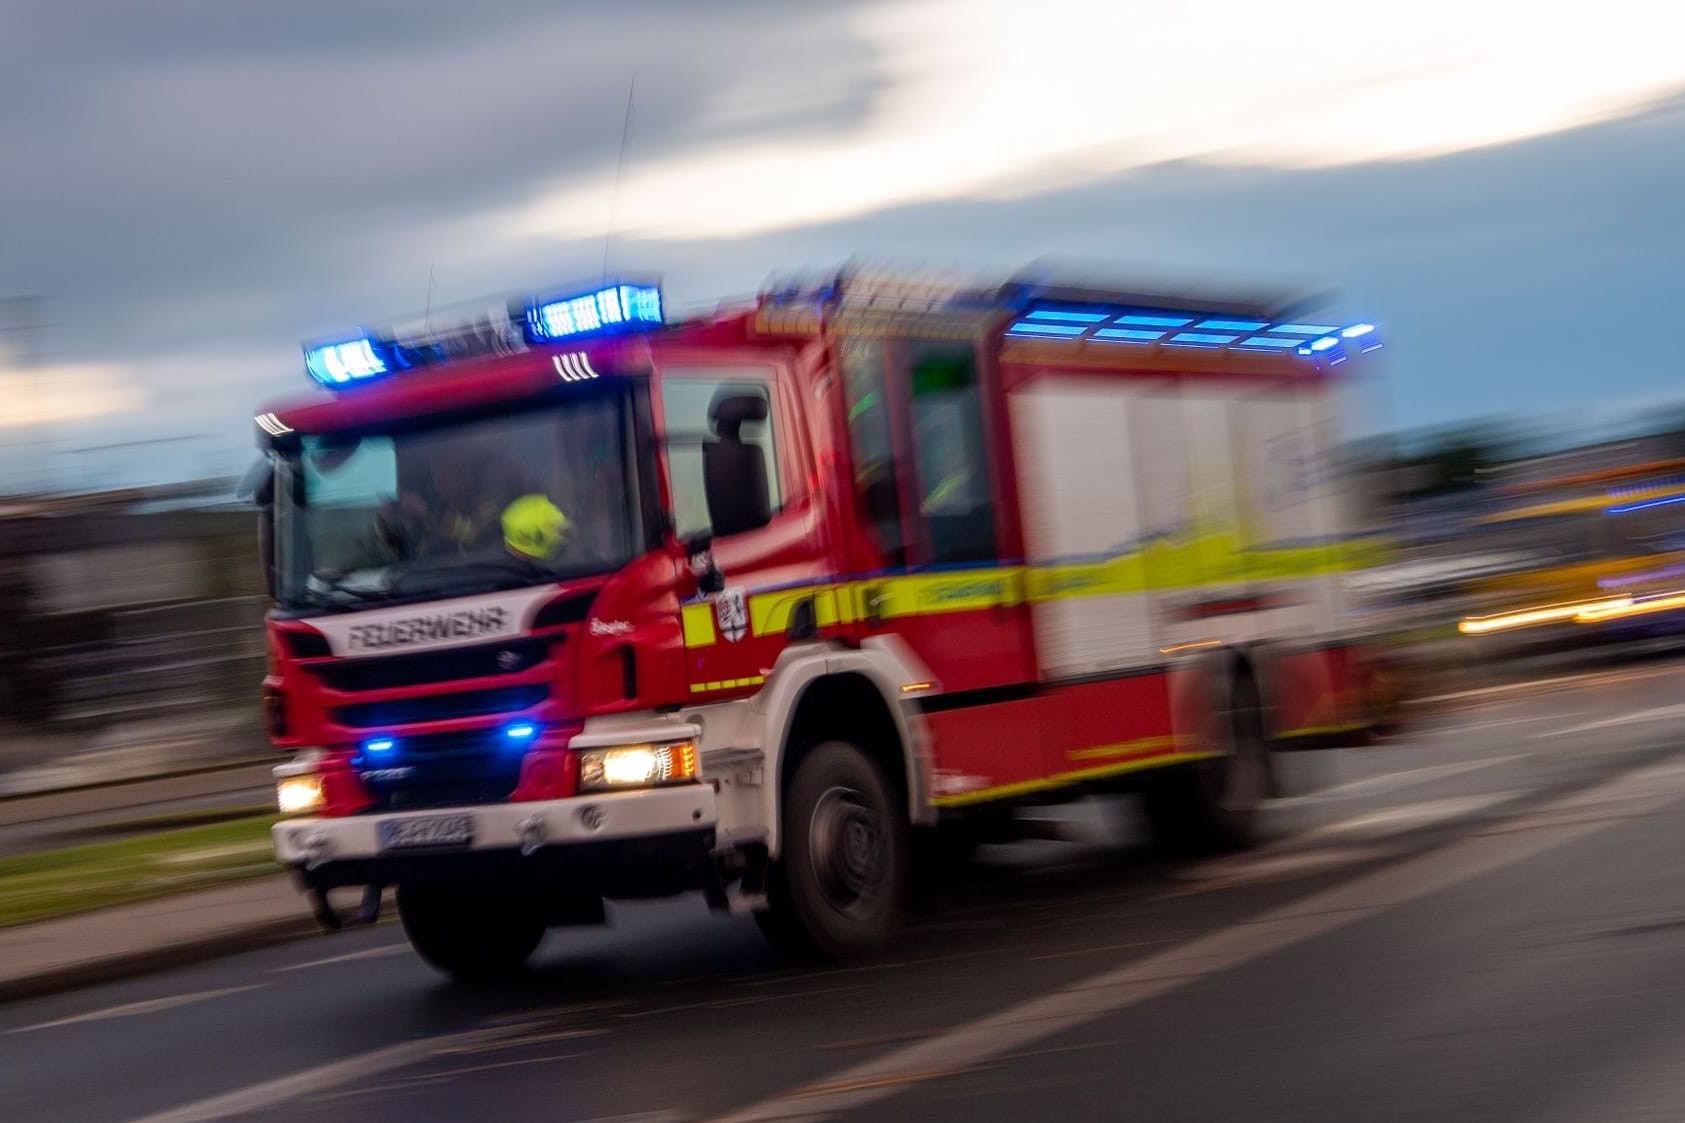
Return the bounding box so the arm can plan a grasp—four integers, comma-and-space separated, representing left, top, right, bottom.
578, 741, 699, 791
277, 775, 325, 815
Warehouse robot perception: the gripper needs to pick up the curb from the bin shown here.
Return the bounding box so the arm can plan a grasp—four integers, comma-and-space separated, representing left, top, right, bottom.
0, 915, 333, 1006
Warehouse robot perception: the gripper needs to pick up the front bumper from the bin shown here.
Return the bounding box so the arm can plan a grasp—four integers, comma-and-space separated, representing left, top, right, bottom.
273, 784, 718, 893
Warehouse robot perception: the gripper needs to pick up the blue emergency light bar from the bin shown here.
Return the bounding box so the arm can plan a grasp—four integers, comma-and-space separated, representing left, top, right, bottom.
1005, 303, 1381, 362
525, 284, 663, 343
303, 281, 665, 388
304, 337, 389, 386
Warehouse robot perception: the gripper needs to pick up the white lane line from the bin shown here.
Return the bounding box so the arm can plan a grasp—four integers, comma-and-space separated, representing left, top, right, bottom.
1291, 792, 1519, 843
9, 985, 265, 1035
124, 1023, 533, 1123
270, 943, 409, 973
1550, 702, 1685, 736
1274, 756, 1524, 806
1417, 663, 1682, 704
706, 755, 1685, 1123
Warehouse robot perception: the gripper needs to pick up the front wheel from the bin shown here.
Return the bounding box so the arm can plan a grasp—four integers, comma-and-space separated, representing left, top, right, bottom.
756, 741, 908, 960
397, 881, 545, 983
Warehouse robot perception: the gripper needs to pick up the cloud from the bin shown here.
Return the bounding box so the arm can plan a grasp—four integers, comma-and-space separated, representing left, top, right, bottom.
511, 0, 1685, 240
0, 362, 150, 428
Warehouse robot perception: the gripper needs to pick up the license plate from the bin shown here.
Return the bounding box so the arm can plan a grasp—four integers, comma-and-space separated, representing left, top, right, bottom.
378, 814, 474, 850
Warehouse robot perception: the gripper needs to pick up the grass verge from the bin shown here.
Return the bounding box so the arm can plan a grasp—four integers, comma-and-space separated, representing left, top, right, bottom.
0, 815, 279, 928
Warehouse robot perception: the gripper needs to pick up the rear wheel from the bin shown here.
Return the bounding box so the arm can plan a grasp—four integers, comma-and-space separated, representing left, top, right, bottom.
755, 741, 908, 960
1143, 672, 1272, 854
397, 880, 545, 983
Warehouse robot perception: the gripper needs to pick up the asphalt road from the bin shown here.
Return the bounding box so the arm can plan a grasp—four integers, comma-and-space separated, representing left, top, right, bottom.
7, 658, 1685, 1123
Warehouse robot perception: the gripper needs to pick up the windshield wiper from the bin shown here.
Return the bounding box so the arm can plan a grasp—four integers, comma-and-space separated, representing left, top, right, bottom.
388, 555, 550, 596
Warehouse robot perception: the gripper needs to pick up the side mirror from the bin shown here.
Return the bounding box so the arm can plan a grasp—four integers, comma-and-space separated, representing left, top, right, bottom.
239, 458, 277, 600
680, 531, 725, 596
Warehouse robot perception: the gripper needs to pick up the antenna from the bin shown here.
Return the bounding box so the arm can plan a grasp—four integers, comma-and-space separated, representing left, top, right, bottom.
603, 73, 636, 283
422, 261, 437, 333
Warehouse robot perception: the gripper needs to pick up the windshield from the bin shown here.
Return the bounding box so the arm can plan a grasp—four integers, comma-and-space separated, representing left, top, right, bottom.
273, 389, 646, 613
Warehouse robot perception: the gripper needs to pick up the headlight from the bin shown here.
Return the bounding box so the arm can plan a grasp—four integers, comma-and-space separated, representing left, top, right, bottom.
276, 775, 325, 815
579, 741, 699, 791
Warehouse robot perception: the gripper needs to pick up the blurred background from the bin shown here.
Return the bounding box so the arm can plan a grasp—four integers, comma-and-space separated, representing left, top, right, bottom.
4, 4, 1685, 1119
1, 0, 1682, 789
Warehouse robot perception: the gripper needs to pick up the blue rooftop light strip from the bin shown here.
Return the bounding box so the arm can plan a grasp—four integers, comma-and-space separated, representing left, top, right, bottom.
1092, 328, 1167, 342
1236, 336, 1302, 350
1167, 331, 1243, 346
527, 283, 663, 343
304, 337, 388, 386
1198, 319, 1270, 332
1008, 321, 1088, 336
1116, 314, 1195, 328
1271, 323, 1340, 336
1023, 309, 1110, 323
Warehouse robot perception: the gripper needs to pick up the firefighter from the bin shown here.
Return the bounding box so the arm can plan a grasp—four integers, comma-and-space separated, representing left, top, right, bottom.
500, 493, 572, 563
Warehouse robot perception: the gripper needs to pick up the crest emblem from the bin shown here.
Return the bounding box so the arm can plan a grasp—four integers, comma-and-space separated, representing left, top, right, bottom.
715, 587, 749, 643
496, 649, 522, 671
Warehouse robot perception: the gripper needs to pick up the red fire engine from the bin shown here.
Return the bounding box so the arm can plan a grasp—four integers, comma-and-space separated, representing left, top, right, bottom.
254, 266, 1388, 980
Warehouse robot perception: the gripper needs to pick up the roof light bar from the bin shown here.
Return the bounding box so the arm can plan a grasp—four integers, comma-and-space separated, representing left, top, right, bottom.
302, 281, 663, 388
304, 337, 388, 387
526, 283, 662, 343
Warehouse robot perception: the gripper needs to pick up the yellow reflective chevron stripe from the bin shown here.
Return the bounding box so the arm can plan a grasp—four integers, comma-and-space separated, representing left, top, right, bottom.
682, 603, 717, 648
682, 534, 1386, 649
932, 749, 1223, 808
688, 675, 768, 694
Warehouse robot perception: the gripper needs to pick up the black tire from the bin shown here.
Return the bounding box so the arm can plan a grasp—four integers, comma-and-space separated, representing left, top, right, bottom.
755, 741, 908, 960
1143, 672, 1273, 855
397, 881, 545, 983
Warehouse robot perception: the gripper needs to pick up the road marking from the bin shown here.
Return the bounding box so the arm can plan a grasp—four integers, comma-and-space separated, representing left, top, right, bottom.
124, 1023, 534, 1123
270, 942, 409, 973
1415, 662, 1684, 705
1291, 792, 1518, 843
1274, 756, 1523, 806
9, 985, 264, 1035
1550, 702, 1685, 736
705, 755, 1685, 1123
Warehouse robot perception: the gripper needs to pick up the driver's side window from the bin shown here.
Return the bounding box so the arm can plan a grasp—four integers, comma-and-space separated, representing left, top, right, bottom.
660, 374, 781, 539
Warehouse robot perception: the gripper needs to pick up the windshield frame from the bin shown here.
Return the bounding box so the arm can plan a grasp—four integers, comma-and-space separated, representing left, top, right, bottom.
269, 377, 661, 618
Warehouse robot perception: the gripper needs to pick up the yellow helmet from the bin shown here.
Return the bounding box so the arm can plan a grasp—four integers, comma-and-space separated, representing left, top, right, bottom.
502, 494, 571, 560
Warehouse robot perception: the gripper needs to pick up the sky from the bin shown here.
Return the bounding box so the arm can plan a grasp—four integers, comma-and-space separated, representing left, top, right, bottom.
1, 0, 1683, 493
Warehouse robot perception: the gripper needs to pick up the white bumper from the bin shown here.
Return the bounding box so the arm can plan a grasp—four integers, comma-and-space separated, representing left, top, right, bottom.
272, 784, 717, 866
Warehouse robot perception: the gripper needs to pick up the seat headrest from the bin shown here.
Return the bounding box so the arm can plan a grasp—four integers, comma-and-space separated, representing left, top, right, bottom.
709, 388, 770, 439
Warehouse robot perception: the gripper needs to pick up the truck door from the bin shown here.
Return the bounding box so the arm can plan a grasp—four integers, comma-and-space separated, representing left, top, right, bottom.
837, 335, 1037, 694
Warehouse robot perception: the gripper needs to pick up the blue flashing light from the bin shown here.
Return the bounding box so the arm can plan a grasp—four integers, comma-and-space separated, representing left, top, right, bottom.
527, 283, 663, 343
1341, 323, 1376, 338
364, 737, 396, 754
1309, 336, 1342, 352
1236, 336, 1301, 350
1271, 323, 1339, 336
1198, 319, 1269, 332
1024, 309, 1110, 323
1009, 322, 1088, 336
305, 337, 388, 387
504, 723, 538, 742
1093, 328, 1166, 343
1116, 314, 1195, 328
1167, 332, 1242, 346
1607, 494, 1685, 515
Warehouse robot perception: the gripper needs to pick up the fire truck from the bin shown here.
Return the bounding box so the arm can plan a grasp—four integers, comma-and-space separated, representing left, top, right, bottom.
253, 266, 1388, 980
